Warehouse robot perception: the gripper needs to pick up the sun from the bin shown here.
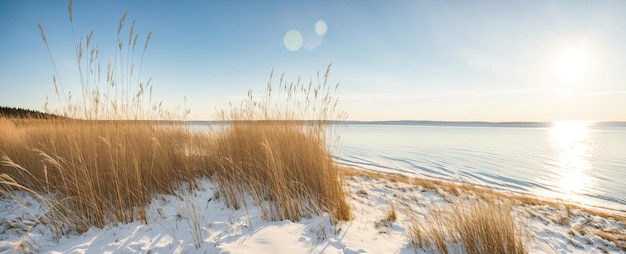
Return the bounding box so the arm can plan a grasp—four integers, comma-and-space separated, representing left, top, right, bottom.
553, 48, 589, 83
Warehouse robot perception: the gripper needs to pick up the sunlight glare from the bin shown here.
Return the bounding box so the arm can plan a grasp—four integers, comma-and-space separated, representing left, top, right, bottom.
553, 48, 588, 83
548, 121, 594, 202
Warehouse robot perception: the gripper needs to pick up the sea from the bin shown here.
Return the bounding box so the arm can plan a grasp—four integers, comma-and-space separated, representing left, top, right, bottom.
334, 121, 626, 213
191, 120, 626, 213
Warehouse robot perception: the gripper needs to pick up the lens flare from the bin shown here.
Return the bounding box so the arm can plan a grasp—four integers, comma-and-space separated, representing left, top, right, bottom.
315, 20, 327, 36
283, 30, 303, 52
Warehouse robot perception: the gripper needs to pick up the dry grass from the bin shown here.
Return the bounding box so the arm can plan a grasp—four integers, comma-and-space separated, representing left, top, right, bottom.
0, 110, 350, 237
207, 122, 350, 222
342, 167, 626, 251
206, 64, 350, 222
39, 0, 179, 120
383, 201, 397, 222
376, 200, 397, 230
340, 167, 626, 223
409, 199, 526, 254
7, 7, 188, 232
9, 2, 624, 252
1, 2, 350, 244
4, 3, 196, 237
593, 230, 626, 251
0, 70, 352, 235
1, 63, 351, 243
0, 118, 207, 233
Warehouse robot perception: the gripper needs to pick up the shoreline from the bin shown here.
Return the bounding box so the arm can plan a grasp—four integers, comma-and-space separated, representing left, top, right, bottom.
2, 166, 624, 253
340, 166, 626, 221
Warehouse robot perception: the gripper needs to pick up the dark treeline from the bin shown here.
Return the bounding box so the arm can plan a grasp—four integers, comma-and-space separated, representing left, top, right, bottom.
0, 106, 61, 119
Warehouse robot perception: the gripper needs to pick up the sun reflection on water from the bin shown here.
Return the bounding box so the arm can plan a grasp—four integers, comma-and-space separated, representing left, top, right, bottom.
547, 121, 595, 202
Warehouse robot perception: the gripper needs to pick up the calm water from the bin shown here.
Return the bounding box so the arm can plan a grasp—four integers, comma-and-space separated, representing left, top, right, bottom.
335, 122, 626, 212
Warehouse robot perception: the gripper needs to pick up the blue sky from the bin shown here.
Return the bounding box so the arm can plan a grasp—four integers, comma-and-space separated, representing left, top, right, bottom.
1, 0, 625, 121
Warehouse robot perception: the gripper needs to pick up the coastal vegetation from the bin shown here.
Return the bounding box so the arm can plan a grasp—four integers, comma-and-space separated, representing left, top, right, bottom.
1, 1, 625, 253
0, 107, 61, 119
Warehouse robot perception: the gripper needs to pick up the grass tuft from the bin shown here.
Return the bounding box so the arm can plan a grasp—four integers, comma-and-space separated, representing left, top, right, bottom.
207, 66, 350, 222
409, 199, 527, 254
1, 2, 353, 241
0, 119, 207, 233
207, 122, 350, 222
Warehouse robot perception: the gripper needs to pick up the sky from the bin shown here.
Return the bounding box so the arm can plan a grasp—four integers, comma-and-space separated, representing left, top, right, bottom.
1, 0, 625, 122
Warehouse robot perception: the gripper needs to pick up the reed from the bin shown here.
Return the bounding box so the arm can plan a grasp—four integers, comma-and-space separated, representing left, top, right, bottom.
207, 65, 350, 222
340, 166, 626, 223
1, 2, 351, 243
408, 199, 527, 254
206, 122, 350, 222
38, 0, 180, 120
2, 5, 355, 254
3, 0, 208, 238
0, 77, 351, 236
2, 0, 201, 236
343, 167, 626, 252
0, 118, 207, 235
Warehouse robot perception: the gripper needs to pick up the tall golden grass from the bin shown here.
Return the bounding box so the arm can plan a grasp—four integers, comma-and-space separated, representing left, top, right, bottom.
208, 122, 350, 222
0, 1, 350, 243
340, 166, 626, 223
0, 79, 350, 236
408, 199, 526, 254
343, 167, 626, 252
0, 118, 207, 233
11, 1, 618, 252
39, 0, 172, 120
1, 95, 349, 235
208, 65, 350, 222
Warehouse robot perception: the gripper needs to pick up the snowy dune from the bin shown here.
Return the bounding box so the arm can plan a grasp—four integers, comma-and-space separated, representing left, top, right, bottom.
1, 173, 625, 253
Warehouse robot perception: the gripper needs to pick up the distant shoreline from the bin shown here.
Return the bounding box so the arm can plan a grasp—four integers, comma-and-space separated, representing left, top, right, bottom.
187, 120, 626, 128
340, 120, 626, 128
3, 107, 624, 129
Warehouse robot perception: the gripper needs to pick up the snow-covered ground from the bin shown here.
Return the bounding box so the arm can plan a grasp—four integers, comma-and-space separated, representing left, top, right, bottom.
1, 174, 625, 253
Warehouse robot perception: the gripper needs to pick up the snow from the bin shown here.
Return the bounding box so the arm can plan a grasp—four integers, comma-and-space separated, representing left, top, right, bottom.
1, 175, 625, 253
